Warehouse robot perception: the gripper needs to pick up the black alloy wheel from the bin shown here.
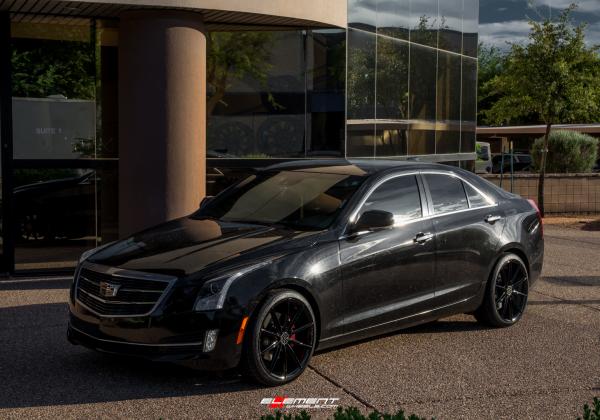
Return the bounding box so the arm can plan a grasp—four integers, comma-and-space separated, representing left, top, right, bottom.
243, 290, 316, 386
475, 253, 529, 327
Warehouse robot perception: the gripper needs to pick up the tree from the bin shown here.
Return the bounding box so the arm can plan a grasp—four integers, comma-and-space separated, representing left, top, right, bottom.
477, 43, 505, 125
483, 3, 600, 216
206, 32, 274, 116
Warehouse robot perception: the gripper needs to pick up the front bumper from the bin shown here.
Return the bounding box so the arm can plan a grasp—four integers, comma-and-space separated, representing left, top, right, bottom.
68, 298, 245, 370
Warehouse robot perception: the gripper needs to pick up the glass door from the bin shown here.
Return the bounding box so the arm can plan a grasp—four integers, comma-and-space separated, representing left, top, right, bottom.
8, 17, 119, 272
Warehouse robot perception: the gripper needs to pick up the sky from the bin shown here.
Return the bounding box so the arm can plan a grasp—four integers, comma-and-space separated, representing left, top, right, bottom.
479, 0, 600, 49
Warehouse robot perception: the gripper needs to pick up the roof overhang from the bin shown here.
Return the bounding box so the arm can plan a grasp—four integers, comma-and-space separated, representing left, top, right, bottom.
1, 0, 347, 30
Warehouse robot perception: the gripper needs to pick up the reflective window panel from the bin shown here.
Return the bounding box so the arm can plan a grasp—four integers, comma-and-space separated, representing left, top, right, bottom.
13, 167, 117, 270
376, 36, 409, 120
306, 29, 346, 157
409, 43, 437, 122
11, 20, 119, 159
207, 31, 306, 158
436, 51, 461, 123
347, 29, 376, 120
463, 0, 479, 57
377, 0, 410, 40
375, 125, 408, 157
436, 130, 461, 154
347, 122, 375, 157
438, 0, 463, 54
407, 129, 435, 155
348, 0, 377, 32
409, 0, 439, 48
461, 56, 477, 153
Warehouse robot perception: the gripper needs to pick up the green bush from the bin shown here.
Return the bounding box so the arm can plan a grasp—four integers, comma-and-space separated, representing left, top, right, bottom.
260, 407, 433, 420
531, 130, 598, 173
578, 397, 600, 420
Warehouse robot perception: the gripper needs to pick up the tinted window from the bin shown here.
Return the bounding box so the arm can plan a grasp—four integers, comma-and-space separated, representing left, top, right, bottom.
361, 176, 422, 222
198, 170, 365, 230
464, 182, 489, 208
425, 174, 468, 214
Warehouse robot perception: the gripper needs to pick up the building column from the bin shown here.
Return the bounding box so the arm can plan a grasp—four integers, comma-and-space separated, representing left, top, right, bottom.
118, 10, 206, 237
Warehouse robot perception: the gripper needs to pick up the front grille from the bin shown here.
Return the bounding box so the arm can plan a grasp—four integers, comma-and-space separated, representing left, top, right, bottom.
76, 264, 177, 317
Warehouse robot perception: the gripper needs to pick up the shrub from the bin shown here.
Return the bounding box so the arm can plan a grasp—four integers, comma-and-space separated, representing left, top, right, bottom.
260, 407, 433, 420
530, 130, 598, 173
578, 397, 600, 420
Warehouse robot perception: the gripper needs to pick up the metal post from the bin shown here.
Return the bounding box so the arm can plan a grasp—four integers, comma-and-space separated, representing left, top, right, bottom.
499, 147, 505, 189
510, 140, 514, 193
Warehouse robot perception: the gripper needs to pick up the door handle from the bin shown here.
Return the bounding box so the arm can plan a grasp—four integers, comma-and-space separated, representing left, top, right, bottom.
485, 215, 502, 224
414, 232, 434, 244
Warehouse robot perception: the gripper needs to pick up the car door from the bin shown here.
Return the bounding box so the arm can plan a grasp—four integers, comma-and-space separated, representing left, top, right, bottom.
339, 174, 436, 334
422, 172, 504, 305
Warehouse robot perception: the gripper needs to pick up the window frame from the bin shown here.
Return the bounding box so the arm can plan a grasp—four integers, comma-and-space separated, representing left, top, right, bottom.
356, 173, 425, 225
344, 169, 497, 237
420, 171, 496, 216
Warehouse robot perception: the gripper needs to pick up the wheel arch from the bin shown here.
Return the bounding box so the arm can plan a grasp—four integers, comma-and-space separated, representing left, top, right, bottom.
497, 243, 531, 277
253, 278, 322, 347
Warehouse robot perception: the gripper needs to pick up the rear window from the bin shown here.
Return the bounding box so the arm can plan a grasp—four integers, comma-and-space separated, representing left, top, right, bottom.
463, 182, 489, 208
424, 174, 469, 214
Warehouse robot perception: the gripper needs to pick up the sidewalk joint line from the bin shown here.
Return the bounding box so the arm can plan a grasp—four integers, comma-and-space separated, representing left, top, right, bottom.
308, 364, 376, 411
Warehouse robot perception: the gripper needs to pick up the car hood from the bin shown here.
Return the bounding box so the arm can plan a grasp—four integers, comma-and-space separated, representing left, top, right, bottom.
87, 217, 324, 277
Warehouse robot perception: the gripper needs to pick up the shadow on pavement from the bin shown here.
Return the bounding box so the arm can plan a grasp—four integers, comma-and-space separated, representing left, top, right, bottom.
529, 299, 600, 306
0, 278, 72, 291
0, 302, 259, 409
542, 276, 600, 287
581, 219, 600, 231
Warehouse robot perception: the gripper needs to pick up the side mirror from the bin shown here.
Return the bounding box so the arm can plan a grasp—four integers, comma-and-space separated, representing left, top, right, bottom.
199, 196, 214, 209
352, 210, 394, 233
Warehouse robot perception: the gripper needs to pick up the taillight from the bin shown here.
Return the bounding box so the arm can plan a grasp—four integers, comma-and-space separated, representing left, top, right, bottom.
527, 199, 543, 237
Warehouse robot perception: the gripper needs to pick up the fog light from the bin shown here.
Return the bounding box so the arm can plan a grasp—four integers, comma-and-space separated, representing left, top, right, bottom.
203, 329, 219, 352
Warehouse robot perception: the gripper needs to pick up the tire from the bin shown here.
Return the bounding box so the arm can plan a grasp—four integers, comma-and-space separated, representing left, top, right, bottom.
475, 253, 529, 328
242, 289, 317, 386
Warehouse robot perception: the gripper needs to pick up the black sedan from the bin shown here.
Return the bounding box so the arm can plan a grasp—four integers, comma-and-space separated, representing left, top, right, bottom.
68, 160, 544, 386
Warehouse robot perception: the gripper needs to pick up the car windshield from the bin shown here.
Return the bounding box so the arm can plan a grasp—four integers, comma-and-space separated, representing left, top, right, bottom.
195, 170, 366, 230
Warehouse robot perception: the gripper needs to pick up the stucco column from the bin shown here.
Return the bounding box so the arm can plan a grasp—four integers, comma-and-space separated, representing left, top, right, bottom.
118, 10, 206, 237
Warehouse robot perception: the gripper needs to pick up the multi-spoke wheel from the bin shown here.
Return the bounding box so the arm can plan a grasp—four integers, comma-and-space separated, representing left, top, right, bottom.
243, 290, 316, 386
475, 253, 529, 327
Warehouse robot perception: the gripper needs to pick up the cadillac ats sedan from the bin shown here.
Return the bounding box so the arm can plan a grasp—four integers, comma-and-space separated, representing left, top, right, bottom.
68, 160, 544, 386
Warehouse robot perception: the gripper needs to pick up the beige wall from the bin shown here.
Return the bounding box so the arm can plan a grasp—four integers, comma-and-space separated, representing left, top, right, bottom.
483, 174, 600, 214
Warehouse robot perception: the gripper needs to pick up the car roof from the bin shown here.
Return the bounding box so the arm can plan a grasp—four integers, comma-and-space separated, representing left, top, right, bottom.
262, 159, 446, 176
263, 159, 512, 201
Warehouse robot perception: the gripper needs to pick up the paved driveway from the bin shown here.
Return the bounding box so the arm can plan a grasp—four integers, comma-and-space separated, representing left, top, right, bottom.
0, 225, 598, 419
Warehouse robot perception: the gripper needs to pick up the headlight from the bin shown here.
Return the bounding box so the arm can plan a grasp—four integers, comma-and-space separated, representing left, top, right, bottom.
194, 262, 269, 311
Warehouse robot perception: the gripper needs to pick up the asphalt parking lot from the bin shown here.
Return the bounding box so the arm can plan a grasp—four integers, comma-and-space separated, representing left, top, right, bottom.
1, 224, 599, 419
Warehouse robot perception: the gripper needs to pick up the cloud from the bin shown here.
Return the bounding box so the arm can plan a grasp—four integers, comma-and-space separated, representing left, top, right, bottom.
479, 19, 600, 49
479, 20, 532, 48
535, 0, 600, 13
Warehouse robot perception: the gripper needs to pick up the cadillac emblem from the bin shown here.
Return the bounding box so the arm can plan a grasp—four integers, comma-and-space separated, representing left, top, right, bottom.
99, 281, 121, 298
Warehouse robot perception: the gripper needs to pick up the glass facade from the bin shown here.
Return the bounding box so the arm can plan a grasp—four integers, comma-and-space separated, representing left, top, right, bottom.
0, 1, 480, 272
206, 30, 346, 159
347, 0, 479, 159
